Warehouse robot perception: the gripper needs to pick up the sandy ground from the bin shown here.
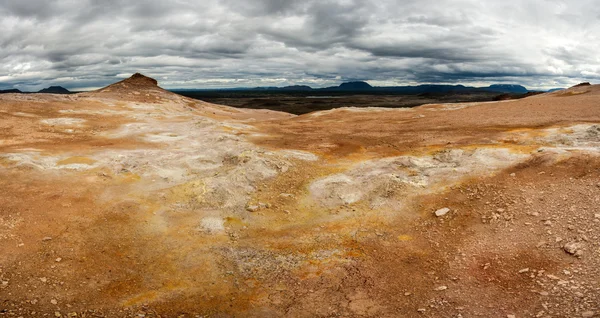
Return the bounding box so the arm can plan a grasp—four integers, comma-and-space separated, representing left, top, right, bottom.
0, 75, 599, 317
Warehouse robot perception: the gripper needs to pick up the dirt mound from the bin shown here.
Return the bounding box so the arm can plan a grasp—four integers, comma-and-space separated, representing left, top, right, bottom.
572, 82, 591, 88
76, 73, 175, 103
111, 72, 159, 88
96, 73, 162, 94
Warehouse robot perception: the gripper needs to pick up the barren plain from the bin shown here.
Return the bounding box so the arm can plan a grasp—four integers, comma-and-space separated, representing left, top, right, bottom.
0, 74, 599, 317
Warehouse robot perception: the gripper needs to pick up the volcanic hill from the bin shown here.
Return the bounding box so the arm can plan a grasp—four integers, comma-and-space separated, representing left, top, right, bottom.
38, 86, 71, 94
0, 74, 599, 317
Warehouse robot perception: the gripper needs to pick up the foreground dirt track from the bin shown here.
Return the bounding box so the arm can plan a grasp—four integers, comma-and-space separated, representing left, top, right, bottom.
1, 76, 599, 317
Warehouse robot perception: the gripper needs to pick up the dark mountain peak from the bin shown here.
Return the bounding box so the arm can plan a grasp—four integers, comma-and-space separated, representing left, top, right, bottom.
38, 86, 70, 94
338, 81, 373, 90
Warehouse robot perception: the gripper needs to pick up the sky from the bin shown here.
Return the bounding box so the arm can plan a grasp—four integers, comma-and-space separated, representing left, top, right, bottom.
1, 0, 599, 91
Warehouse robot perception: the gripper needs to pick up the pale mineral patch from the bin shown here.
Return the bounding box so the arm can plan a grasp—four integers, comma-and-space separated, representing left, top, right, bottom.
40, 118, 86, 126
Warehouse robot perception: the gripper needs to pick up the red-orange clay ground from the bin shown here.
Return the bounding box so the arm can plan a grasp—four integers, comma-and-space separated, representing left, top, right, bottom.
0, 75, 599, 317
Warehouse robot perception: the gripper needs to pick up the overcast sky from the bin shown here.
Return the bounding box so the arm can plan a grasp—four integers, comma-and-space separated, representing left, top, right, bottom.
1, 0, 599, 91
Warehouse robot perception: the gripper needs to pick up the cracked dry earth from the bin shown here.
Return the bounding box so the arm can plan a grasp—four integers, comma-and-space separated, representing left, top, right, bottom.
1, 75, 599, 318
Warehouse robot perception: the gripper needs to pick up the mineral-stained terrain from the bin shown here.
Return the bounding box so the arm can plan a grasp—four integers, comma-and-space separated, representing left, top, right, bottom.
0, 74, 599, 317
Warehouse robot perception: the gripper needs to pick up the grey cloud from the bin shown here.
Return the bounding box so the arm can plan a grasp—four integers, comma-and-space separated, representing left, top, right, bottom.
0, 0, 599, 91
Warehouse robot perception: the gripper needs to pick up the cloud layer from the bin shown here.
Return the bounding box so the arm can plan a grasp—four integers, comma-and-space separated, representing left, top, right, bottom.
1, 0, 599, 90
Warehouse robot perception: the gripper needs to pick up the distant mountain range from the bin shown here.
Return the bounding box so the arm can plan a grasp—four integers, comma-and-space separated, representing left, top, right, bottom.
172, 81, 541, 94
1, 82, 561, 95
0, 89, 22, 94
0, 86, 71, 94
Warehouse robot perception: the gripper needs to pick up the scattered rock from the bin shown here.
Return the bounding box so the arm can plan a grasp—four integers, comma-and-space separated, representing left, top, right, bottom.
563, 241, 584, 257
434, 285, 448, 291
55, 257, 62, 262
435, 208, 450, 217
42, 237, 53, 241
246, 205, 259, 212
50, 299, 58, 305
518, 268, 529, 274
258, 202, 271, 209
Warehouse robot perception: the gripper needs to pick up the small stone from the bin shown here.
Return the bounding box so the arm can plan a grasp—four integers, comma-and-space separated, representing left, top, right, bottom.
245, 205, 259, 212
435, 208, 450, 217
510, 173, 516, 177
404, 292, 412, 296
563, 241, 584, 257
55, 312, 62, 317
507, 315, 516, 318
434, 285, 448, 291
258, 202, 270, 209
581, 311, 595, 318
594, 214, 600, 219
417, 308, 426, 313
518, 268, 529, 274
42, 237, 53, 241
50, 299, 58, 305
40, 277, 48, 283
55, 258, 62, 262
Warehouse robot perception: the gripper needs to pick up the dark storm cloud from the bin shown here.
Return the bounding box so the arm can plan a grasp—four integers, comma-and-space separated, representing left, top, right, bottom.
0, 0, 599, 91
